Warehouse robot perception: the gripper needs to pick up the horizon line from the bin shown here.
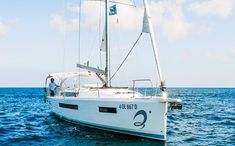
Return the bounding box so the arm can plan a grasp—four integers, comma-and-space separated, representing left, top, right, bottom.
0, 86, 234, 89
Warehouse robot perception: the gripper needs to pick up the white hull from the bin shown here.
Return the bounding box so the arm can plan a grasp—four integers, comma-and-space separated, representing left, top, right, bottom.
45, 0, 183, 141
47, 92, 168, 141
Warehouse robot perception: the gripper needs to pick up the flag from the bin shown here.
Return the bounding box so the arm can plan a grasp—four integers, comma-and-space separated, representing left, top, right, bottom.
109, 5, 117, 16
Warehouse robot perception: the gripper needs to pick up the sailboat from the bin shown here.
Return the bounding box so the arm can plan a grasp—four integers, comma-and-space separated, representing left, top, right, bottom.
45, 0, 182, 141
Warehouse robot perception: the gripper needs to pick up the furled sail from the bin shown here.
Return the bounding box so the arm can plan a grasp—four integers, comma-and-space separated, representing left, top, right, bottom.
100, 4, 117, 52
142, 10, 150, 33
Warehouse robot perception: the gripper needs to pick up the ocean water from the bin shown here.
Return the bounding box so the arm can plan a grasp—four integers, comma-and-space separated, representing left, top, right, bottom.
0, 88, 234, 146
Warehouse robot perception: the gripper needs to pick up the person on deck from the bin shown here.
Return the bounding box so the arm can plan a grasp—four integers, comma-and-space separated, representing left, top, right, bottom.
49, 78, 59, 96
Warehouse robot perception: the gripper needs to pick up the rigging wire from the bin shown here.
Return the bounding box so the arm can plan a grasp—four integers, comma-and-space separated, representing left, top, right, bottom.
132, 0, 136, 7
87, 15, 101, 66
86, 1, 103, 68
83, 2, 94, 64
134, 0, 138, 81
78, 0, 82, 87
113, 4, 121, 61
110, 32, 143, 81
62, 0, 67, 72
99, 1, 103, 69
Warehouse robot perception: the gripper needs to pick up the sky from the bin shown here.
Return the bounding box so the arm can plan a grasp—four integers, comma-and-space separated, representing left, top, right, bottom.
0, 0, 235, 87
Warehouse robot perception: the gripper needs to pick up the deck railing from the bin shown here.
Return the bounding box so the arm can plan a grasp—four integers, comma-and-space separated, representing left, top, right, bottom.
132, 79, 153, 98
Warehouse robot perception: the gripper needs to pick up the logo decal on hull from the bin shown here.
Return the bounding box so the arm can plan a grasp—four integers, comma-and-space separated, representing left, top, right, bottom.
133, 110, 147, 129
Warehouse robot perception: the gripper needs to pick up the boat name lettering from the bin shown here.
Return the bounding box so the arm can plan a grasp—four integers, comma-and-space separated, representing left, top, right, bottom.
119, 104, 137, 110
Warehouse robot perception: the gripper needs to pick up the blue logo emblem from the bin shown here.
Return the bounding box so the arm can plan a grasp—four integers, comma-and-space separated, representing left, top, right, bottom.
133, 110, 147, 129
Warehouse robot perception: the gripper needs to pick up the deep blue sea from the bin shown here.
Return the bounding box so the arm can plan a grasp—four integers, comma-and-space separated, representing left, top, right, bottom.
0, 88, 234, 146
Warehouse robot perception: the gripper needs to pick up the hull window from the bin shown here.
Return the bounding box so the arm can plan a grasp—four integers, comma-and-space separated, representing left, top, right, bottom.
59, 103, 78, 110
99, 107, 117, 113
62, 92, 78, 97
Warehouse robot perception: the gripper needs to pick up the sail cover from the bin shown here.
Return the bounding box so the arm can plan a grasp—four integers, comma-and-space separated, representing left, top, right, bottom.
142, 10, 150, 33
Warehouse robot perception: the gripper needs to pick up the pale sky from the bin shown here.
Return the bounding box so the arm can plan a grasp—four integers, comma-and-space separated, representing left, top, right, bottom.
0, 0, 235, 87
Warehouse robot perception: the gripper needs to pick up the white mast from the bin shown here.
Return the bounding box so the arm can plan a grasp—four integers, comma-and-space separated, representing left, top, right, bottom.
143, 0, 166, 92
105, 0, 111, 87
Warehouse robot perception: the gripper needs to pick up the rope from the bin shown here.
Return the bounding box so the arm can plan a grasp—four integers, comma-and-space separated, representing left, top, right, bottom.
110, 32, 143, 81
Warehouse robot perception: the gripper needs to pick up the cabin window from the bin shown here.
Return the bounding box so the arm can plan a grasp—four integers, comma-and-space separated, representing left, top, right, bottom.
59, 103, 78, 110
62, 92, 78, 97
115, 91, 133, 94
99, 107, 117, 113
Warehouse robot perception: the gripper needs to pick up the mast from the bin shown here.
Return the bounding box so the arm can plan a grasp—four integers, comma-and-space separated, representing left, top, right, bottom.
105, 0, 111, 87
143, 0, 166, 93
